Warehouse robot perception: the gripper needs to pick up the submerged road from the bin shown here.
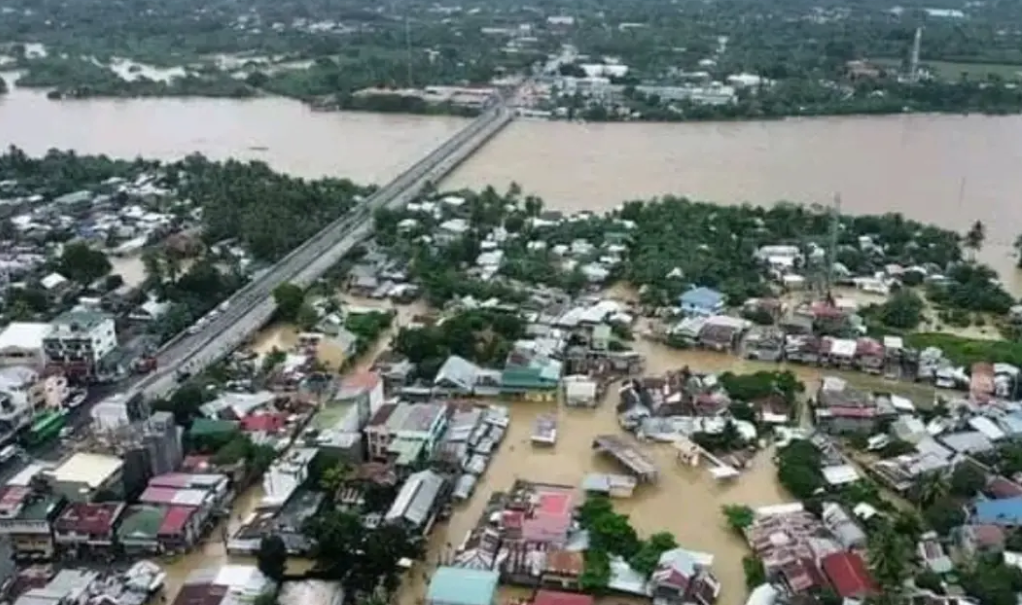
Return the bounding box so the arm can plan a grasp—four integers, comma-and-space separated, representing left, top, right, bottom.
131, 104, 514, 400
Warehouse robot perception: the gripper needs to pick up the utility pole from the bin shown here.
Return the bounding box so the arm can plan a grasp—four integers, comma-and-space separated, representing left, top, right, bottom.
909, 27, 923, 82
405, 15, 413, 88
824, 194, 841, 298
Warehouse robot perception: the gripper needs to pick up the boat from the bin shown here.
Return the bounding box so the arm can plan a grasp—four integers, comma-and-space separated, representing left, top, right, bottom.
531, 414, 557, 446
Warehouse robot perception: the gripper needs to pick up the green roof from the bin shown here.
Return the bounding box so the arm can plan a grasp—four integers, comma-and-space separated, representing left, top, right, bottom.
388, 437, 426, 465
117, 505, 167, 540
188, 418, 240, 438
501, 365, 560, 391
427, 567, 498, 605
16, 493, 62, 522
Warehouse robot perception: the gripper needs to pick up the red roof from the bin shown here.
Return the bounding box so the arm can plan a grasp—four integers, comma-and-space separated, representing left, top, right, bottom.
158, 505, 197, 536
821, 551, 877, 598
53, 502, 125, 535
533, 591, 593, 605
140, 486, 179, 505
240, 412, 287, 433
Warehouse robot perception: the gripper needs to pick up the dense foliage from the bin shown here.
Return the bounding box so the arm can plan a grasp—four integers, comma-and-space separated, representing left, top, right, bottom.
619, 198, 962, 307
392, 309, 525, 378
775, 439, 824, 500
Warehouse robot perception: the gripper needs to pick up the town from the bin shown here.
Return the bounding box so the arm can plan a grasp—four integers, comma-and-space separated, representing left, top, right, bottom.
0, 145, 1021, 605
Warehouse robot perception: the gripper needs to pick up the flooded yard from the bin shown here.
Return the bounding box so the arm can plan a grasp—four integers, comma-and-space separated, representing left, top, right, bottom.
171, 286, 943, 605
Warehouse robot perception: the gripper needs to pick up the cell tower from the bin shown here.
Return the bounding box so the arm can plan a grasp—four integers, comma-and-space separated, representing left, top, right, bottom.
909, 27, 923, 81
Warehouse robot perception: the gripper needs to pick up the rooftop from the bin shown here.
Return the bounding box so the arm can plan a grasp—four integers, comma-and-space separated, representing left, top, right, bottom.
0, 486, 61, 521
0, 322, 50, 351
47, 452, 124, 489
386, 402, 447, 434
427, 567, 499, 605
117, 505, 168, 541
53, 502, 125, 535
532, 591, 593, 605
48, 310, 112, 335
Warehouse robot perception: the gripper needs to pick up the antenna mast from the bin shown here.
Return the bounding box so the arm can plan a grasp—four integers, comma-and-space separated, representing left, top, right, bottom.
909, 27, 923, 81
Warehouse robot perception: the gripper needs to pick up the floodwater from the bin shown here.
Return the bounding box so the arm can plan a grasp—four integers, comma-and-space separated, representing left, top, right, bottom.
444, 116, 1022, 292
240, 287, 935, 605
3, 81, 1022, 283
0, 84, 469, 186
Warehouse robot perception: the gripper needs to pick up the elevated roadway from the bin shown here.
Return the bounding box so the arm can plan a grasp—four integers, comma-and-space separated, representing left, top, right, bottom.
131, 105, 513, 399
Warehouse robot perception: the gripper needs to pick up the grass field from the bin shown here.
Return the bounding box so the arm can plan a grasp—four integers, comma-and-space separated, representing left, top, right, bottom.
872, 57, 1022, 81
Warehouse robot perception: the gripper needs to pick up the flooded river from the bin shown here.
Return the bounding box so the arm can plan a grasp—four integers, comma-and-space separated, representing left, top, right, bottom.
4, 83, 1022, 285
0, 83, 1001, 603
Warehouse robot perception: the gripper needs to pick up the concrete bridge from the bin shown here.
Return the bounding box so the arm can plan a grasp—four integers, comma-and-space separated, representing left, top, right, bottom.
131, 104, 514, 400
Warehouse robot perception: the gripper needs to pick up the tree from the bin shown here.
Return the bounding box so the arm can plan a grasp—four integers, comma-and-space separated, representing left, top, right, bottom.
296, 303, 320, 331
272, 282, 305, 322
776, 440, 824, 499
256, 534, 288, 583
628, 531, 677, 576
868, 524, 910, 595
742, 555, 766, 589
319, 463, 349, 495
912, 474, 950, 508
922, 497, 965, 535
950, 464, 986, 498
722, 504, 755, 532
58, 242, 112, 284
1014, 233, 1022, 268
964, 220, 985, 258
878, 289, 925, 329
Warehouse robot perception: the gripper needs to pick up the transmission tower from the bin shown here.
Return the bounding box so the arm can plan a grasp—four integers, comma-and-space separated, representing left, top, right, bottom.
909, 27, 923, 81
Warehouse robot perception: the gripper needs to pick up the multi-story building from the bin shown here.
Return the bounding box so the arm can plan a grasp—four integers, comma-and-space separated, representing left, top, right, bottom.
0, 322, 51, 367
43, 310, 117, 381
365, 402, 449, 467
0, 485, 65, 560
52, 502, 126, 556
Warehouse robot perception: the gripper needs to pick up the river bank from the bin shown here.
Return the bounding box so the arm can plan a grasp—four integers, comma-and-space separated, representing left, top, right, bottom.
4, 81, 1022, 290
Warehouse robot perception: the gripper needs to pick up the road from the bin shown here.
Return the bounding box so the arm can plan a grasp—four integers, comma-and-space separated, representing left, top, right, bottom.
129, 104, 514, 400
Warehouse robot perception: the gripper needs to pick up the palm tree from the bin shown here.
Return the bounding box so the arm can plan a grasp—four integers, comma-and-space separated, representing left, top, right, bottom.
1014, 233, 1022, 268
912, 473, 950, 508
867, 527, 909, 597
964, 220, 985, 259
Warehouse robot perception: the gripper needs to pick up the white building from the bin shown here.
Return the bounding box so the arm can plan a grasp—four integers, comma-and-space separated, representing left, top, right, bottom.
0, 322, 50, 367
261, 448, 317, 509
42, 310, 117, 380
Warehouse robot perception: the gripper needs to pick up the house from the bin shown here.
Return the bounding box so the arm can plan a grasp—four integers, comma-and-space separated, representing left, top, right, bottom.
383, 469, 447, 534
591, 324, 612, 351
434, 355, 501, 396
696, 316, 747, 351
918, 532, 953, 574
426, 567, 499, 605
532, 591, 592, 605
678, 287, 725, 317
972, 496, 1022, 526
42, 452, 124, 502
649, 548, 721, 605
745, 508, 842, 593
581, 473, 637, 498
819, 551, 877, 599
42, 310, 118, 381
117, 504, 169, 554
0, 486, 65, 560
0, 322, 50, 366
52, 502, 126, 556
542, 551, 585, 590
500, 481, 577, 580
365, 402, 449, 467
501, 351, 562, 401
170, 565, 272, 605
955, 524, 1005, 557
820, 502, 866, 549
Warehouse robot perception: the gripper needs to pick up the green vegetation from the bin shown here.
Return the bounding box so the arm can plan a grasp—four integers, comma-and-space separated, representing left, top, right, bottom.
303, 509, 423, 601
719, 371, 803, 405
18, 57, 255, 100
57, 242, 112, 284
617, 198, 961, 307
875, 289, 926, 330
576, 496, 677, 592
960, 556, 1022, 605
273, 283, 307, 324
721, 504, 754, 533
256, 535, 288, 583
775, 440, 824, 500
742, 555, 766, 589
905, 333, 1022, 367
392, 309, 525, 379
867, 519, 911, 601
345, 311, 396, 355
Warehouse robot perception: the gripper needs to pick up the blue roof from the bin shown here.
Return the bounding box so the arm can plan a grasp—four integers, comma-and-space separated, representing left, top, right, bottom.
427, 567, 498, 605
679, 286, 724, 309
973, 496, 1022, 525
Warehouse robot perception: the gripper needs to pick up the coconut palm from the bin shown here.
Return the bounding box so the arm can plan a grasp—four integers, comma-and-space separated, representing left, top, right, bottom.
868, 527, 910, 597
912, 473, 950, 508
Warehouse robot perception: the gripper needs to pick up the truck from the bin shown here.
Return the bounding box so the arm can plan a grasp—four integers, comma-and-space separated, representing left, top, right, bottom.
133, 356, 158, 374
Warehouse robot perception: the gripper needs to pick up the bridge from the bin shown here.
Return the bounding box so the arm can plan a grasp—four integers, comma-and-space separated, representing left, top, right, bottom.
131, 104, 514, 400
